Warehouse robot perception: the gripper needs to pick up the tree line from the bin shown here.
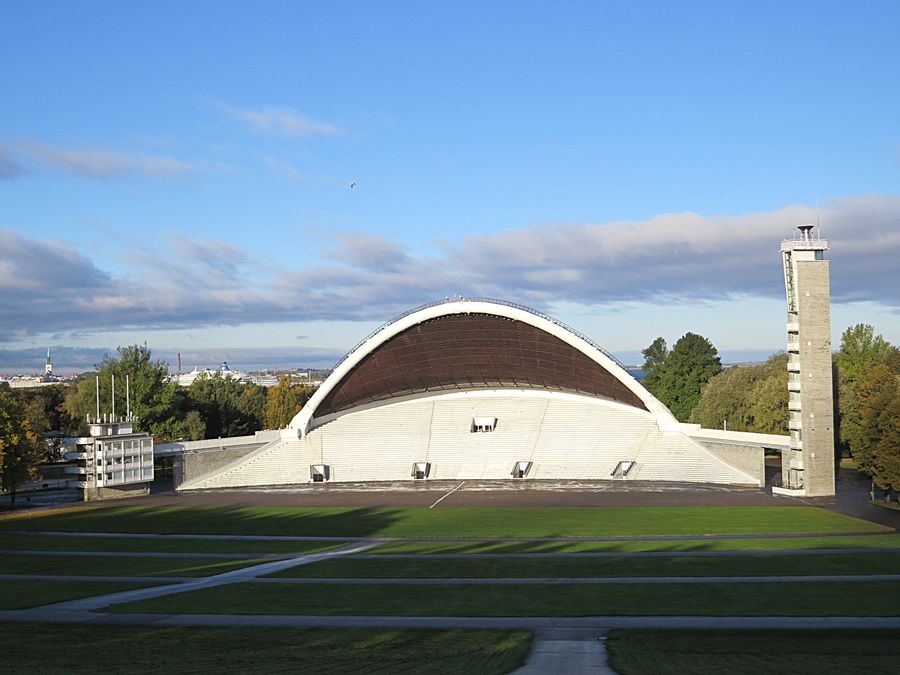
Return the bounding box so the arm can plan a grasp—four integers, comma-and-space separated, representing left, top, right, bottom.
0, 345, 315, 505
641, 324, 900, 496
61, 345, 317, 439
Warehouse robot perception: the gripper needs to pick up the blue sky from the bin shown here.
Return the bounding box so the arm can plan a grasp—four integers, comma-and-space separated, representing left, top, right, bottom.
2, 1, 899, 373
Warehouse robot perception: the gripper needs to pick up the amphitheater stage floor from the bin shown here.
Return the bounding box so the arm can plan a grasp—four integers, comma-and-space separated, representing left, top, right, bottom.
133, 480, 797, 509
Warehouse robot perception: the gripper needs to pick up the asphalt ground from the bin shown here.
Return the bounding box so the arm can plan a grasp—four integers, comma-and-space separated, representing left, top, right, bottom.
106, 466, 895, 531
9, 467, 899, 531
118, 479, 791, 509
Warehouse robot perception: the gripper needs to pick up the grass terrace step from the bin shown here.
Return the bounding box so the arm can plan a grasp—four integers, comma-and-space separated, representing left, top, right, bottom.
269, 552, 900, 579
0, 623, 532, 674
606, 629, 900, 674
108, 580, 900, 617
0, 553, 271, 577
0, 579, 172, 610
366, 533, 900, 554
0, 533, 342, 555
0, 505, 887, 538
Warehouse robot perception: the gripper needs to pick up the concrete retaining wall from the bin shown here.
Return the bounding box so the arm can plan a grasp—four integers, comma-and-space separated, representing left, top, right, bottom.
174, 444, 264, 488
83, 483, 150, 501
695, 441, 765, 487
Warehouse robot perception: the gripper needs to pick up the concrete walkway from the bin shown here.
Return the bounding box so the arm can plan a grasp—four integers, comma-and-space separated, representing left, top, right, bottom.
4, 610, 900, 631
513, 630, 614, 674
40, 539, 387, 612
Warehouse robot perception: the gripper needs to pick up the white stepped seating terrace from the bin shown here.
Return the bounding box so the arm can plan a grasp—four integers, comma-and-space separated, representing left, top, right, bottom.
181, 438, 310, 490
426, 396, 548, 479
314, 402, 433, 482
630, 432, 754, 483
529, 400, 657, 479
181, 391, 757, 489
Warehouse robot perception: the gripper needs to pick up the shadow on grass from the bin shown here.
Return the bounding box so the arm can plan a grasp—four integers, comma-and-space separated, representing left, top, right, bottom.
0, 505, 405, 538
0, 623, 532, 675
0, 505, 888, 539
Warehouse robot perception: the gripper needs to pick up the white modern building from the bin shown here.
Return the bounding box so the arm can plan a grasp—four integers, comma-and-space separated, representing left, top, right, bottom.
178, 299, 770, 490
65, 414, 154, 500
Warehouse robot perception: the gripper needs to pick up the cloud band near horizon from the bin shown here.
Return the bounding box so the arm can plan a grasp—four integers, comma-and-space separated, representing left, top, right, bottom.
1, 194, 898, 344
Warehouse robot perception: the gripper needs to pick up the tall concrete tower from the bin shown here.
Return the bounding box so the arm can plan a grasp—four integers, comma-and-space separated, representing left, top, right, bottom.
778, 224, 835, 497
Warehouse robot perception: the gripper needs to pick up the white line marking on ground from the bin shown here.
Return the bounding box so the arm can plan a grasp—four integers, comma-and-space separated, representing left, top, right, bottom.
429, 481, 466, 509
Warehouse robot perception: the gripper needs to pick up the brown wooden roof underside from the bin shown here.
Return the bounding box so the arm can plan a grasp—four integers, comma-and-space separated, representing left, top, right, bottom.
315, 313, 648, 417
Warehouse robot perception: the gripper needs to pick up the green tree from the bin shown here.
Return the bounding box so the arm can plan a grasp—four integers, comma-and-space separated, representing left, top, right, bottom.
180, 410, 207, 440
158, 389, 206, 441
65, 345, 177, 437
835, 324, 894, 456
855, 364, 898, 479
0, 388, 47, 507
640, 337, 668, 392
690, 353, 787, 433
188, 373, 265, 438
10, 385, 72, 433
871, 393, 900, 496
746, 364, 789, 435
264, 376, 315, 429
652, 332, 722, 422
884, 346, 900, 374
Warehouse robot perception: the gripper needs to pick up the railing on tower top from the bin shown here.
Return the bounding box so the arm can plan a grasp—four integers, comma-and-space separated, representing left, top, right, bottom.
330, 297, 633, 376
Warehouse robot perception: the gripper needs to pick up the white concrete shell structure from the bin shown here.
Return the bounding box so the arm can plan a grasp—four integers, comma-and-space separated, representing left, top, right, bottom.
179, 299, 759, 490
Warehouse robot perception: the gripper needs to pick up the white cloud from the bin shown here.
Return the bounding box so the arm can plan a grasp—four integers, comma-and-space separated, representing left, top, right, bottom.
2, 195, 899, 344
10, 140, 197, 179
327, 233, 411, 271
221, 104, 341, 137
262, 155, 306, 182
0, 150, 24, 180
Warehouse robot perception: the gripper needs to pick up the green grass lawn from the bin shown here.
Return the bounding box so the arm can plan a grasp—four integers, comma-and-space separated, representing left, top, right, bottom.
0, 505, 886, 537
606, 629, 900, 675
269, 551, 900, 579
368, 533, 900, 554
108, 580, 900, 617
0, 623, 532, 674
0, 579, 170, 610
0, 532, 342, 555
0, 552, 271, 577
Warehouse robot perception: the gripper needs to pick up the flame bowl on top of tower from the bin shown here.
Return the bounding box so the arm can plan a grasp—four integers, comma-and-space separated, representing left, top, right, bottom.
781, 224, 828, 252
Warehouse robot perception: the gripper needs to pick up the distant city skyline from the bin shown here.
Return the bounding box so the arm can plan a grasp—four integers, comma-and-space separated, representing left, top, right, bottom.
0, 340, 788, 377
2, 3, 899, 373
